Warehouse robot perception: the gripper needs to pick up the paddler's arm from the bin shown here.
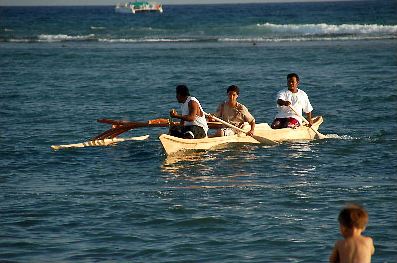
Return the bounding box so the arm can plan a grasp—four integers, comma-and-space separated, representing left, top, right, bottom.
207, 103, 222, 122
277, 99, 291, 106
169, 109, 184, 125
306, 111, 313, 127
169, 100, 200, 122
242, 105, 255, 136
247, 120, 255, 136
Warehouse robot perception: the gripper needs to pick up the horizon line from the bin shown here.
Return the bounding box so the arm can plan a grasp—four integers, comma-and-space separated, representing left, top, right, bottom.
0, 0, 361, 7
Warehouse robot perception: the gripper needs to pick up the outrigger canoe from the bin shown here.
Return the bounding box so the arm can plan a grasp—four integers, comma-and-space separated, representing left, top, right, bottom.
159, 116, 324, 155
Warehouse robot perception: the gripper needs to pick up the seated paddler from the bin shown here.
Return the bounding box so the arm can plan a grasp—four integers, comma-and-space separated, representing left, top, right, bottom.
169, 84, 208, 139
210, 85, 255, 137
271, 73, 313, 129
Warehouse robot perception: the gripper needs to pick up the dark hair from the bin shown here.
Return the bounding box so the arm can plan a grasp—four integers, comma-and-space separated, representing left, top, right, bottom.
176, 85, 190, 97
338, 204, 369, 229
287, 73, 300, 82
227, 85, 240, 95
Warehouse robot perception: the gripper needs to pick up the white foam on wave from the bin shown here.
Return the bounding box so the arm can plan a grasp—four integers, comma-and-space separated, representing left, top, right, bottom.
90, 26, 106, 30
6, 26, 397, 44
8, 39, 30, 43
98, 38, 197, 43
256, 23, 397, 35
38, 34, 96, 42
325, 134, 357, 140
219, 35, 396, 42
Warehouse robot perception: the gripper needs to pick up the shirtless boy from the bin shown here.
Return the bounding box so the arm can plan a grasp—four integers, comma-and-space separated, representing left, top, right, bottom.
329, 204, 375, 263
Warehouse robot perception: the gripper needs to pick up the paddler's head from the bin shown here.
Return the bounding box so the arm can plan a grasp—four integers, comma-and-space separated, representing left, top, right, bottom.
176, 84, 190, 103
287, 73, 300, 93
227, 85, 239, 105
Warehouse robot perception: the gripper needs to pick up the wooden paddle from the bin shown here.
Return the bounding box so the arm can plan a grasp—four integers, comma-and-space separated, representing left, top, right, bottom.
93, 118, 172, 140
204, 112, 277, 145
288, 105, 326, 139
97, 118, 171, 127
94, 118, 224, 140
98, 118, 222, 129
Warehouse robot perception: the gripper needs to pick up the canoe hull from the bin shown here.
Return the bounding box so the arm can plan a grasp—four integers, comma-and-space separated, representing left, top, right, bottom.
159, 133, 258, 155
254, 116, 323, 141
159, 116, 323, 155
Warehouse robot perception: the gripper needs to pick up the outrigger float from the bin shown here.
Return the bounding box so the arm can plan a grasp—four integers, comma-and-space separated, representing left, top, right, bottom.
51, 135, 149, 150
50, 118, 168, 150
115, 1, 163, 14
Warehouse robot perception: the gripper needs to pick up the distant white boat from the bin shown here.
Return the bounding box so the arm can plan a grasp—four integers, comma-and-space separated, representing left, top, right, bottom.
115, 1, 163, 14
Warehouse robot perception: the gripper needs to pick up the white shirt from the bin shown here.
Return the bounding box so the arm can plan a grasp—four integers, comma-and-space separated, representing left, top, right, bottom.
275, 89, 313, 124
180, 96, 208, 134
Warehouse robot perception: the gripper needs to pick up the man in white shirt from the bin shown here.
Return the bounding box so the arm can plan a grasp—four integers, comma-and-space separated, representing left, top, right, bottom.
169, 85, 208, 139
271, 73, 313, 129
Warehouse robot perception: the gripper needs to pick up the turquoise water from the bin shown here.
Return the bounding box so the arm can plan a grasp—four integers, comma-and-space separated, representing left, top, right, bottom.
1, 1, 396, 262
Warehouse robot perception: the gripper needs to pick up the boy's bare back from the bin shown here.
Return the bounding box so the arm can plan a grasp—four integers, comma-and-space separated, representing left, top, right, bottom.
330, 235, 375, 263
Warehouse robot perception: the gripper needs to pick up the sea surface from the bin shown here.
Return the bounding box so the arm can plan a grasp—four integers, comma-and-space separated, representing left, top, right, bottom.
1, 1, 396, 262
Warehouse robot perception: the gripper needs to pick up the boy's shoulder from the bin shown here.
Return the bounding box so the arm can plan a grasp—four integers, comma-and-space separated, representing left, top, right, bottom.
363, 236, 375, 254
358, 235, 374, 245
363, 235, 373, 242
334, 238, 345, 248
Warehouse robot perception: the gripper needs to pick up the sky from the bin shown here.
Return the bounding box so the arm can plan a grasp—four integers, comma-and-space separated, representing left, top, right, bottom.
0, 0, 353, 6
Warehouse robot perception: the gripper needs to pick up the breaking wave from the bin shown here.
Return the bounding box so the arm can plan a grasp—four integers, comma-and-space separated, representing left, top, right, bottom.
219, 35, 396, 43
90, 26, 106, 30
37, 34, 96, 42
1, 23, 396, 43
98, 38, 207, 43
256, 23, 397, 36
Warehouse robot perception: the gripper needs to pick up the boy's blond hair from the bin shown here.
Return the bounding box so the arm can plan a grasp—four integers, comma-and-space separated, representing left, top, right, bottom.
338, 204, 368, 229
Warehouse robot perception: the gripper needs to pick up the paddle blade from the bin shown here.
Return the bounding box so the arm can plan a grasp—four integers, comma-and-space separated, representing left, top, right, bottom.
148, 118, 170, 125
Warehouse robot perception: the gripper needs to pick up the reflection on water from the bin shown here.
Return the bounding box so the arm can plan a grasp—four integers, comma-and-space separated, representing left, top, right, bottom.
161, 150, 217, 179
162, 150, 215, 167
271, 142, 320, 189
162, 144, 259, 168
160, 142, 325, 189
288, 142, 315, 158
161, 147, 267, 189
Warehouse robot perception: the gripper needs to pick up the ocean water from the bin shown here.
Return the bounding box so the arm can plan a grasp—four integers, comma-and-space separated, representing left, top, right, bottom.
1, 1, 396, 262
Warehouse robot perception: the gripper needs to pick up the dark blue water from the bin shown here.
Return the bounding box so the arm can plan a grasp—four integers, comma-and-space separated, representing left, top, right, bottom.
1, 1, 396, 262
1, 1, 396, 43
